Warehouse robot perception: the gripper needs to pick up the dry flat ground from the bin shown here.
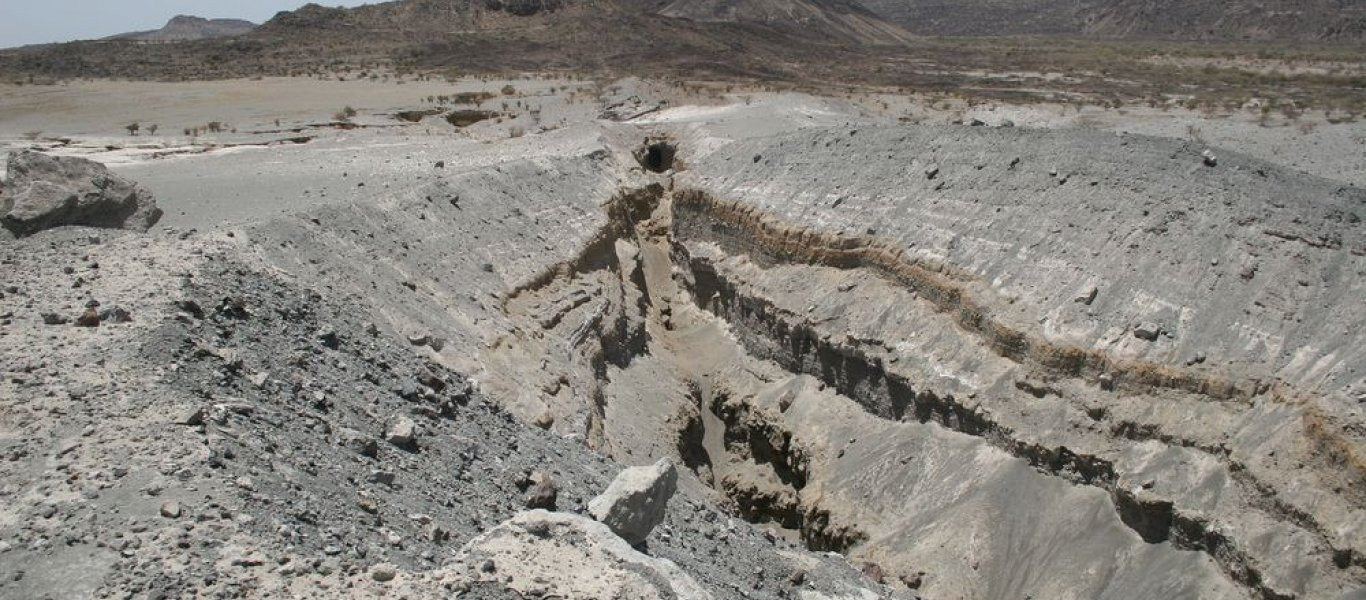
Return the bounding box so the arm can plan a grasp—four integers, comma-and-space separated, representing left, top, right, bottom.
1, 75, 1364, 600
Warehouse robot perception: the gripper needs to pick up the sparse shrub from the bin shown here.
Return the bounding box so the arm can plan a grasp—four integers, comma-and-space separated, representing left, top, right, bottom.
1185, 125, 1206, 145
509, 126, 525, 138
22, 131, 41, 141
501, 84, 516, 96
125, 122, 140, 136
147, 124, 159, 136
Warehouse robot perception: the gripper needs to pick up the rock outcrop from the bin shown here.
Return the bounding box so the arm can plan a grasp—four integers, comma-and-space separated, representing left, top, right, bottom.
588, 458, 678, 545
442, 510, 713, 600
0, 151, 162, 237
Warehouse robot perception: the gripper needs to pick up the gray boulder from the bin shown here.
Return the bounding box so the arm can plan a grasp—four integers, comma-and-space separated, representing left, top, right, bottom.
1134, 322, 1162, 341
446, 510, 712, 600
1, 151, 162, 237
588, 458, 677, 545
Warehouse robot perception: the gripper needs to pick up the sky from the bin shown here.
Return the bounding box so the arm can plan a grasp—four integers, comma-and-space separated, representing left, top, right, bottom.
0, 1, 371, 48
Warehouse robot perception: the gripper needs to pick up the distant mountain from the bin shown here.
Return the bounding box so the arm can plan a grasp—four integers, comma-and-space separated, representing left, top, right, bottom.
854, 0, 1366, 41
107, 15, 256, 42
0, 0, 913, 80
255, 0, 909, 45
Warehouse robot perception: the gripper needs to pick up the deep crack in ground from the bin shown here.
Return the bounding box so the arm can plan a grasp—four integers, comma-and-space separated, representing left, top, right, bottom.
487, 181, 1362, 600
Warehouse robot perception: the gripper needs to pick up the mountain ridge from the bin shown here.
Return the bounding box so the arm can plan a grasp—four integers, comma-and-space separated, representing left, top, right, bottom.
853, 0, 1366, 41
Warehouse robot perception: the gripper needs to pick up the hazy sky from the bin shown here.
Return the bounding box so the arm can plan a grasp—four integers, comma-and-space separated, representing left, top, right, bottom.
0, 1, 371, 48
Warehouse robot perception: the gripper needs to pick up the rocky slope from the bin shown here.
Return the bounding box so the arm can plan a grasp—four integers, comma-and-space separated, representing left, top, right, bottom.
0, 222, 898, 600
854, 0, 1366, 40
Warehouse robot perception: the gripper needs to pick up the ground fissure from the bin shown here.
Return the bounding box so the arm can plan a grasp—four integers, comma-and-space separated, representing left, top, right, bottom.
486, 180, 1362, 600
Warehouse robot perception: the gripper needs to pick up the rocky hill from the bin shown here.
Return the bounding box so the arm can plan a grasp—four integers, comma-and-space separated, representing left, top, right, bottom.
107, 15, 256, 42
855, 0, 1366, 41
0, 0, 912, 80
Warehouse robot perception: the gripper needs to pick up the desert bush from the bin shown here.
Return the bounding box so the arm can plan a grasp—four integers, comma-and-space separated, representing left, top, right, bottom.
22, 131, 41, 141
125, 122, 140, 136
1185, 125, 1206, 144
509, 126, 525, 138
501, 84, 516, 96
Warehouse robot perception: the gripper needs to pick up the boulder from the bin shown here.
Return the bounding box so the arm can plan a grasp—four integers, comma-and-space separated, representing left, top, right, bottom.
523, 471, 558, 510
1, 151, 162, 237
449, 510, 711, 599
445, 110, 499, 128
588, 458, 677, 545
386, 416, 418, 451
1133, 322, 1162, 341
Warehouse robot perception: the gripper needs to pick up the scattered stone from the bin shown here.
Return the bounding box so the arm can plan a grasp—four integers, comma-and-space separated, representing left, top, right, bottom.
172, 405, 206, 426
524, 471, 558, 510
1202, 149, 1218, 167
358, 491, 380, 514
99, 306, 133, 323
386, 416, 418, 451
41, 312, 69, 325
924, 164, 939, 179
160, 500, 182, 519
1074, 286, 1098, 305
1133, 322, 1162, 341
371, 563, 397, 582
532, 411, 554, 430
75, 308, 100, 327
176, 299, 205, 319
317, 326, 340, 349
588, 458, 678, 545
412, 369, 445, 393
367, 470, 396, 486
900, 572, 924, 589
339, 427, 379, 458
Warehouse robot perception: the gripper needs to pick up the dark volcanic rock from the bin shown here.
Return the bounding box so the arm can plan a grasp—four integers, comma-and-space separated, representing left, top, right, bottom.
1, 151, 162, 237
446, 110, 499, 128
